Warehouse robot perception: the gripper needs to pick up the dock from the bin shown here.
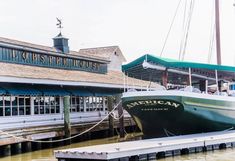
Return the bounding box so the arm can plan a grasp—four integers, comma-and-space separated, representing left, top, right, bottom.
54, 130, 235, 161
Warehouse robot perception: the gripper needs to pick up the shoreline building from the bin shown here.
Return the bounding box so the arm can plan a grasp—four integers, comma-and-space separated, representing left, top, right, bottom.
0, 33, 150, 147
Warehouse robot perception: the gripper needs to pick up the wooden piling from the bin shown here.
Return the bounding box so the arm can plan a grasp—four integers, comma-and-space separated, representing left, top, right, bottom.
21, 142, 32, 152
64, 96, 71, 144
116, 95, 125, 138
11, 143, 22, 155
107, 96, 114, 137
2, 145, 11, 156
32, 142, 41, 151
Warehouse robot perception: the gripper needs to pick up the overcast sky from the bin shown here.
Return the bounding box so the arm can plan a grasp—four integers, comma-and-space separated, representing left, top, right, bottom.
0, 0, 235, 65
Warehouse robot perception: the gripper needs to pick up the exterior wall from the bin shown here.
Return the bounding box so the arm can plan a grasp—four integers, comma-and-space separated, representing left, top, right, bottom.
108, 51, 125, 71
0, 95, 113, 131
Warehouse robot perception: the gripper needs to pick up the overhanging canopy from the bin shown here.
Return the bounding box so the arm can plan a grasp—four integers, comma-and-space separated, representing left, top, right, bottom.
0, 87, 7, 95
122, 54, 235, 85
92, 89, 121, 96
39, 86, 71, 96
1, 84, 42, 95
122, 54, 235, 72
66, 87, 93, 96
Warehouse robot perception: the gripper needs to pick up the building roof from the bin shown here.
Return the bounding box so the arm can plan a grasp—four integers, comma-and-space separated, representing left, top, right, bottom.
0, 62, 157, 89
0, 36, 124, 62
78, 46, 126, 62
0, 36, 58, 52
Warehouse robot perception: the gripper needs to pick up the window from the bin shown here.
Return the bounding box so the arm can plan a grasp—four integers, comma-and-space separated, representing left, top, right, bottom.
45, 97, 50, 114
34, 97, 40, 114
5, 96, 11, 116
19, 97, 25, 115
80, 97, 84, 112
70, 96, 77, 112
55, 97, 60, 113
39, 97, 45, 114
78, 96, 107, 112
34, 96, 60, 115
70, 96, 80, 113
25, 96, 30, 115
50, 97, 55, 113
97, 97, 103, 111
76, 97, 80, 112
0, 96, 3, 116
12, 96, 18, 116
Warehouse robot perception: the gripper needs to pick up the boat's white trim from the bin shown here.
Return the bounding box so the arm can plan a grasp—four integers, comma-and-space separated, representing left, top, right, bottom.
122, 90, 235, 102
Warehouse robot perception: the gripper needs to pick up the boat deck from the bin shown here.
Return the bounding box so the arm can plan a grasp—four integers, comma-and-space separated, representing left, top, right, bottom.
54, 130, 235, 161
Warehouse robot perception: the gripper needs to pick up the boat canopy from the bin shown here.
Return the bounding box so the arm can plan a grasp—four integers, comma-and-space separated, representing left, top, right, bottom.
122, 54, 235, 85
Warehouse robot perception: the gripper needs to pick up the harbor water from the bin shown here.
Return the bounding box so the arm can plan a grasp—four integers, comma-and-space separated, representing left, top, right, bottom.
0, 134, 235, 161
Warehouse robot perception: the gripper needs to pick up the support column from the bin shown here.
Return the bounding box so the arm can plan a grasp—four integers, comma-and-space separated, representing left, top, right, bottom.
205, 80, 208, 94
60, 96, 63, 116
215, 70, 219, 93
188, 68, 192, 86
31, 142, 41, 151
0, 145, 11, 156
102, 96, 106, 111
162, 69, 168, 88
63, 96, 71, 144
107, 96, 114, 137
116, 95, 124, 138
11, 143, 22, 155
21, 142, 32, 152
30, 97, 34, 115
83, 96, 87, 112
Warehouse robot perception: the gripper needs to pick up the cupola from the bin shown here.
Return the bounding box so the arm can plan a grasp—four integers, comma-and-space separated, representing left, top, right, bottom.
53, 32, 69, 54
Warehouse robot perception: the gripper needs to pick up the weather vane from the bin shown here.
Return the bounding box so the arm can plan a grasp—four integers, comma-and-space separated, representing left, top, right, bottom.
56, 18, 63, 33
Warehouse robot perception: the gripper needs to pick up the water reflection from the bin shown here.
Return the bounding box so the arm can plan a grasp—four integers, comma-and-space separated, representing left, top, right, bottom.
1, 134, 235, 161
158, 149, 235, 161
0, 136, 120, 161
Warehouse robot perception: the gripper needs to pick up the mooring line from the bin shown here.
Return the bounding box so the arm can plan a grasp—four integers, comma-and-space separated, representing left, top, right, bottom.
0, 101, 121, 143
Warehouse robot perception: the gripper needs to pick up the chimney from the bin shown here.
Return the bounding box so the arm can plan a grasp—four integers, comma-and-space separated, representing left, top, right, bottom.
53, 33, 69, 54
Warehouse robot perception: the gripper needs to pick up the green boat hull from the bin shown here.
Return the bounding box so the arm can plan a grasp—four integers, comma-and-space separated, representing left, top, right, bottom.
122, 93, 235, 138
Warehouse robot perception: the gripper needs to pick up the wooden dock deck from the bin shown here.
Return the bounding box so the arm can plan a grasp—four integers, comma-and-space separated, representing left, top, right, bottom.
54, 130, 235, 161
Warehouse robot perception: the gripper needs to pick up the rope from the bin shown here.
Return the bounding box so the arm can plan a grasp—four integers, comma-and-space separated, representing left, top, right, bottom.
181, 0, 195, 61
208, 24, 215, 63
164, 128, 176, 137
109, 111, 124, 120
208, 0, 215, 63
0, 101, 121, 143
223, 127, 234, 131
160, 0, 182, 57
178, 0, 188, 60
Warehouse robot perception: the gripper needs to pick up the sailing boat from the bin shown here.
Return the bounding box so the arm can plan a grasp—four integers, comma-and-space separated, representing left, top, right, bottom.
121, 0, 235, 138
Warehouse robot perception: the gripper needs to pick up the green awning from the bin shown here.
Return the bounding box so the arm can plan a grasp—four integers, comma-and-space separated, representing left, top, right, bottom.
122, 54, 235, 84
2, 84, 42, 95
0, 87, 7, 95
39, 86, 71, 96
66, 88, 93, 96
93, 89, 120, 96
122, 54, 235, 72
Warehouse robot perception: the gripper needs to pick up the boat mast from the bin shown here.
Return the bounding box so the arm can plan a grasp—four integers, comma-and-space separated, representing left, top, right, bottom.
215, 0, 221, 65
